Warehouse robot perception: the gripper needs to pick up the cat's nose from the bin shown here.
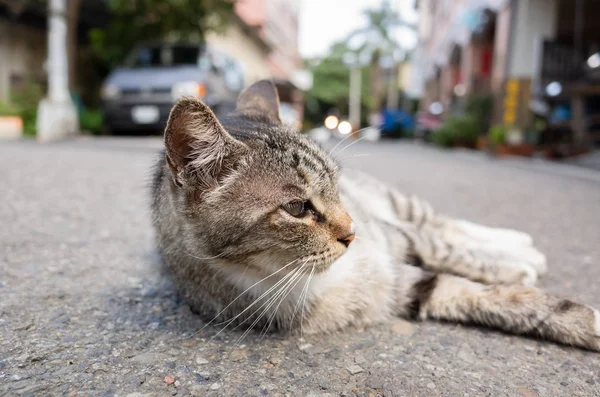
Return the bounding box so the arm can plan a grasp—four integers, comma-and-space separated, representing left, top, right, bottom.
337, 221, 356, 247
338, 232, 355, 247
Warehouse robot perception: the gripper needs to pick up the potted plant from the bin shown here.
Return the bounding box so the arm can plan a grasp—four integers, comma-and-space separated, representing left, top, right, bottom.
432, 115, 479, 149
476, 134, 488, 150
488, 124, 536, 157
0, 102, 24, 139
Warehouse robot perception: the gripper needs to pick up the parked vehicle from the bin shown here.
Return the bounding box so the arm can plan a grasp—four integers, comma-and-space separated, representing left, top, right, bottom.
101, 42, 245, 134
415, 111, 443, 141
379, 108, 415, 139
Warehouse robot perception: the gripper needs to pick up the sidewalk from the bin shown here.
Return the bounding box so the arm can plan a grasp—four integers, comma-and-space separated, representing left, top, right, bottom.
567, 149, 600, 172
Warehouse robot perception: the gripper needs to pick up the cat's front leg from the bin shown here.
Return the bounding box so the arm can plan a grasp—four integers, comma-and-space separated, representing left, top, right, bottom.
397, 265, 600, 351
436, 218, 548, 275
397, 223, 539, 286
384, 186, 547, 277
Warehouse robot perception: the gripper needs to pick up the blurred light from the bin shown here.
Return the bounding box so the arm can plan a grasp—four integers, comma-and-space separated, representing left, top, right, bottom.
171, 81, 206, 100
101, 84, 121, 100
338, 121, 352, 135
587, 53, 600, 69
545, 81, 562, 97
291, 70, 313, 91
429, 102, 444, 115
324, 115, 339, 130
453, 83, 466, 97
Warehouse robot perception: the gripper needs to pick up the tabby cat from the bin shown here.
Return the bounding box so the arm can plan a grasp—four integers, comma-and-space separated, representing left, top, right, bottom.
151, 80, 600, 351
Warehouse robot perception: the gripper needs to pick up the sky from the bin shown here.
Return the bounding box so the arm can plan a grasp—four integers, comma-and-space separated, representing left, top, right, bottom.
298, 0, 419, 59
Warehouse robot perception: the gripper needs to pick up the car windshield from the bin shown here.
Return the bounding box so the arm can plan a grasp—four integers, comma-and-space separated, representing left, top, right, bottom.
127, 45, 205, 67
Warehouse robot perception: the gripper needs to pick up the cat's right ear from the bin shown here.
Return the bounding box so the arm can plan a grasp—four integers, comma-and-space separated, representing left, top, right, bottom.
164, 98, 247, 189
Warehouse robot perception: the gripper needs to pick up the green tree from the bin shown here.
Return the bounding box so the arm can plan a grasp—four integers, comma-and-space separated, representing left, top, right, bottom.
346, 0, 416, 111
89, 0, 235, 74
303, 41, 373, 128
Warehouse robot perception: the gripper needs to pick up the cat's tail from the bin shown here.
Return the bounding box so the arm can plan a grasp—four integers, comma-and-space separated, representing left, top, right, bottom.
402, 268, 600, 351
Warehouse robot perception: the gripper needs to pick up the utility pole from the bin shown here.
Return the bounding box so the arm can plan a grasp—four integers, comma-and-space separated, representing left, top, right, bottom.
37, 0, 78, 142
349, 66, 362, 131
344, 52, 363, 133
386, 63, 399, 110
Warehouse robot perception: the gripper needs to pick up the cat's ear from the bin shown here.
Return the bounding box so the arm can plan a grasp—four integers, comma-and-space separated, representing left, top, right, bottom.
164, 97, 247, 189
236, 79, 281, 124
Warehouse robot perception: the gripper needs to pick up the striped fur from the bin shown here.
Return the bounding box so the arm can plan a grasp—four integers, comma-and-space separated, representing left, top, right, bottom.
151, 80, 599, 351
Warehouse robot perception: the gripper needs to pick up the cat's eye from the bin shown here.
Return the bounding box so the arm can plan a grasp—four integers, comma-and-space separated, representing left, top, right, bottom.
283, 200, 307, 217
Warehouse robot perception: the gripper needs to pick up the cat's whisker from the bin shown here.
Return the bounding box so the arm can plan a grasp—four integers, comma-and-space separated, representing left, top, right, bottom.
328, 127, 368, 156
336, 136, 367, 157
349, 153, 370, 158
186, 257, 301, 339
260, 262, 309, 340
300, 264, 316, 338
226, 264, 305, 334
231, 263, 252, 291
291, 263, 315, 332
235, 263, 308, 344
210, 264, 303, 339
257, 272, 301, 338
289, 277, 309, 331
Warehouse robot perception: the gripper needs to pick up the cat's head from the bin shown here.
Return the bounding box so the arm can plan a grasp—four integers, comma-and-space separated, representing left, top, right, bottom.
162, 80, 355, 275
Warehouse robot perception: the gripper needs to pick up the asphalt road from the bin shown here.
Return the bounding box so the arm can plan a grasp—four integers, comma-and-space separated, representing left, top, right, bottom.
1, 137, 600, 397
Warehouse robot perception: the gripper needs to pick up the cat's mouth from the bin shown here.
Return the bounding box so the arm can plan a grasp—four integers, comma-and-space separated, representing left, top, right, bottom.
296, 246, 346, 273
244, 243, 348, 276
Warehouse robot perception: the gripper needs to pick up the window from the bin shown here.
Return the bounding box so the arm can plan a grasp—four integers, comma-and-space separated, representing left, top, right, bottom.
127, 45, 204, 67
171, 46, 202, 66
223, 56, 245, 91
129, 47, 162, 67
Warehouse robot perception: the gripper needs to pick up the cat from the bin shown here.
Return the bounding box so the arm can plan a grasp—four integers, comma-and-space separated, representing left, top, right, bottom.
151, 80, 600, 351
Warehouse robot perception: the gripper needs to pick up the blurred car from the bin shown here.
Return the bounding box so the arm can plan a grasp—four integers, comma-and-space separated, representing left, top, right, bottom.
415, 111, 443, 141
101, 42, 245, 133
379, 108, 415, 139
279, 102, 302, 130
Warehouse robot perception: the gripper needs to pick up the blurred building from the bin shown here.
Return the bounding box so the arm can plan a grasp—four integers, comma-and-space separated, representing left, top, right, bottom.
0, 1, 107, 103
414, 0, 600, 148
0, 0, 308, 125
208, 0, 308, 124
0, 5, 47, 102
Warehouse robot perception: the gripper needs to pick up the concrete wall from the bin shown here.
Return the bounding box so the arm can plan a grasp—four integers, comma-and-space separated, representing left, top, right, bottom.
205, 21, 271, 86
264, 0, 299, 79
0, 19, 46, 102
507, 0, 558, 78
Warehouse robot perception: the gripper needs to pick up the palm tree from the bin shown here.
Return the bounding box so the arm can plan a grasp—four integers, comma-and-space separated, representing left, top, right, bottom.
346, 0, 417, 113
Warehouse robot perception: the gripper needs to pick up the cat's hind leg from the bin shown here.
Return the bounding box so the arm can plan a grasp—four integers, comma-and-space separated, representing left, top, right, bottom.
397, 265, 600, 351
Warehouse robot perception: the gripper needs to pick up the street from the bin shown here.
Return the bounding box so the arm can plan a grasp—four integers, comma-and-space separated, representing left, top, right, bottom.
1, 137, 600, 397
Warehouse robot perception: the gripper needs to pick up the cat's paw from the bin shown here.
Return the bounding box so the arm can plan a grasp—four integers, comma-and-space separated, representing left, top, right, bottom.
453, 220, 534, 247
520, 246, 547, 275
461, 244, 546, 285
555, 304, 600, 352
581, 307, 600, 351
476, 244, 547, 276
490, 245, 547, 276
494, 261, 538, 286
